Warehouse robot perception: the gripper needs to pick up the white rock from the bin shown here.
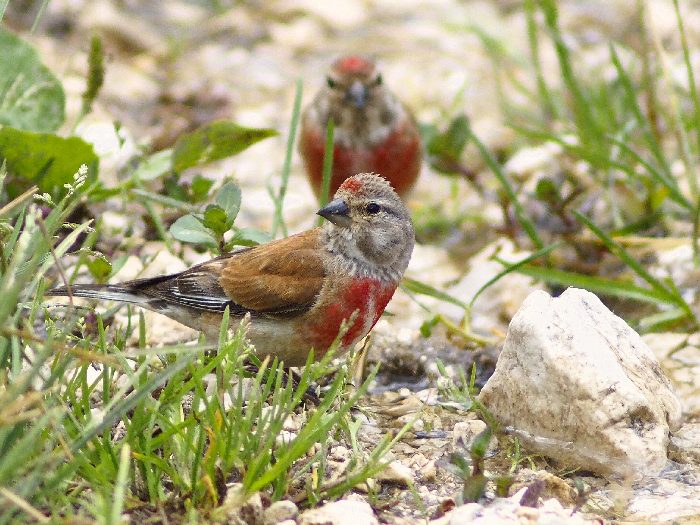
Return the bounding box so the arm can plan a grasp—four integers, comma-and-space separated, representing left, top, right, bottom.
376, 460, 414, 487
299, 499, 378, 525
422, 460, 437, 482
650, 244, 700, 290
437, 489, 595, 525
452, 420, 495, 452
687, 332, 700, 347
622, 477, 700, 523
263, 500, 298, 525
479, 288, 682, 478
669, 423, 700, 464
275, 430, 297, 447
219, 485, 264, 525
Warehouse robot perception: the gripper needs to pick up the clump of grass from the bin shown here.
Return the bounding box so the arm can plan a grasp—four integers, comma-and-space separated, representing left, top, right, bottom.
0, 160, 407, 521
426, 0, 700, 333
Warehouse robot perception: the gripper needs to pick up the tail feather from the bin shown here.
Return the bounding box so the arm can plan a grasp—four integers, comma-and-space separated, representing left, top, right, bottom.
45, 283, 150, 305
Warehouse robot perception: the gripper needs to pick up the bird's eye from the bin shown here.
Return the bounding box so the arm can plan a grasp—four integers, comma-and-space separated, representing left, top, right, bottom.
373, 74, 383, 86
366, 202, 381, 214
326, 77, 337, 89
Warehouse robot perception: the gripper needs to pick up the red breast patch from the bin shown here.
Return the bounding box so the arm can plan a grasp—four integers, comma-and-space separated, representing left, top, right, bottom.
308, 278, 397, 352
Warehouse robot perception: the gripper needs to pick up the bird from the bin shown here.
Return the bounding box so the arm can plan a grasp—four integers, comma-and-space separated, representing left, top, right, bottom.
46, 173, 415, 367
299, 55, 422, 200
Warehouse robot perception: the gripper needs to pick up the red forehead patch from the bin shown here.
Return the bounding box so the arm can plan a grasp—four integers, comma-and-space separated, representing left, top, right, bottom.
340, 177, 364, 193
333, 55, 375, 75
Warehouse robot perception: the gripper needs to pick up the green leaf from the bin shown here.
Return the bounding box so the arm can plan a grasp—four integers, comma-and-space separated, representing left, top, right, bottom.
132, 149, 173, 181
463, 473, 488, 502
535, 177, 560, 203
130, 188, 196, 213
427, 114, 470, 163
230, 227, 271, 248
0, 27, 65, 132
169, 214, 216, 246
191, 174, 214, 202
87, 256, 112, 282
470, 428, 492, 459
470, 130, 544, 249
202, 205, 230, 237
81, 35, 104, 117
216, 181, 242, 222
0, 127, 97, 197
426, 113, 471, 176
171, 120, 277, 173
448, 452, 471, 477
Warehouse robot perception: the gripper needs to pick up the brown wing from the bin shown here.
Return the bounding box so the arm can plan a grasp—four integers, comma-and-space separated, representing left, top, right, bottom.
219, 228, 326, 315
128, 228, 326, 318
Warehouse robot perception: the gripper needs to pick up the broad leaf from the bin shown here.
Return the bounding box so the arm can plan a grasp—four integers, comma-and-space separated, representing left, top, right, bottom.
230, 227, 271, 247
0, 27, 65, 132
132, 149, 172, 181
169, 214, 216, 246
216, 181, 242, 221
0, 127, 97, 197
171, 121, 277, 173
426, 114, 470, 164
202, 205, 230, 236
191, 174, 214, 202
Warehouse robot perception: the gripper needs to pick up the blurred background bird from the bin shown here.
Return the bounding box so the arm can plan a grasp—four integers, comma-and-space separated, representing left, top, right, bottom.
299, 55, 422, 200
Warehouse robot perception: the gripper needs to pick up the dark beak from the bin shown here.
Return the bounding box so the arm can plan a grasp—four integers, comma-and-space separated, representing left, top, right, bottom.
317, 198, 351, 227
346, 80, 367, 109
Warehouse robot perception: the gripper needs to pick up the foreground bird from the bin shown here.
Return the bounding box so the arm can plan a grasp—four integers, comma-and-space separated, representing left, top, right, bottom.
46, 173, 415, 366
299, 55, 422, 200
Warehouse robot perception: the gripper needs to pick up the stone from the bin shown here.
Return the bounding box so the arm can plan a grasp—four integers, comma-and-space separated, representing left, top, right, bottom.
621, 476, 700, 523
299, 499, 378, 525
669, 423, 700, 464
431, 488, 595, 524
508, 469, 578, 507
263, 500, 298, 525
218, 484, 264, 525
479, 288, 682, 478
452, 420, 489, 449
376, 460, 414, 487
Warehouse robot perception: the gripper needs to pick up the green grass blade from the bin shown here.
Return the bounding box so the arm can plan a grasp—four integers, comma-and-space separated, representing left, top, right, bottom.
508, 262, 679, 306
469, 130, 543, 248
539, 0, 601, 151
574, 211, 694, 319
524, 0, 557, 120
315, 117, 335, 227
272, 78, 303, 238
401, 277, 469, 311
674, 0, 700, 166
469, 242, 560, 308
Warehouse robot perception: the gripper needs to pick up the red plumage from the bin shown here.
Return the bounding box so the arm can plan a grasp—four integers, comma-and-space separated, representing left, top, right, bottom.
300, 55, 422, 199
